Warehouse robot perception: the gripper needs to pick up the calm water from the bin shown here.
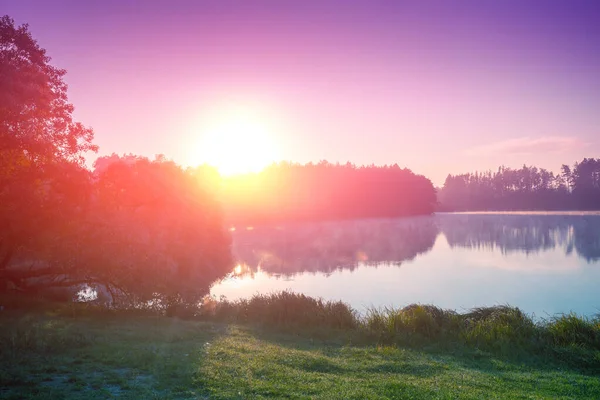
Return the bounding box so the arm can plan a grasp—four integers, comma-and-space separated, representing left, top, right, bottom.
211, 213, 600, 317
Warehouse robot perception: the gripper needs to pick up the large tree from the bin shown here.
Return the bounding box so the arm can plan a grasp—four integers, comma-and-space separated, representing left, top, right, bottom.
0, 15, 97, 289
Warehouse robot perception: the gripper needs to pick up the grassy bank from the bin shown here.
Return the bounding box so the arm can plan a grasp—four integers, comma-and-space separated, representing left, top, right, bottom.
198, 292, 600, 369
1, 293, 599, 399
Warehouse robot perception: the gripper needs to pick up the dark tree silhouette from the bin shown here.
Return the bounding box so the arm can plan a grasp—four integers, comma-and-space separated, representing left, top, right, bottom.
569, 158, 600, 209
438, 160, 600, 212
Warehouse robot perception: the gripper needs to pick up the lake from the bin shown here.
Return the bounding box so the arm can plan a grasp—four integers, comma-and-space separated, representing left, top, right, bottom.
210, 212, 600, 317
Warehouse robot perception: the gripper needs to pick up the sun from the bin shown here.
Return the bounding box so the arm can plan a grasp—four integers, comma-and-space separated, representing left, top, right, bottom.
197, 108, 278, 176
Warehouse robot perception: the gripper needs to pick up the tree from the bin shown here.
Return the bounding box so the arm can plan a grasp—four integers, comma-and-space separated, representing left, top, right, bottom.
0, 15, 97, 289
0, 15, 96, 164
561, 164, 573, 191
571, 158, 600, 209
71, 155, 232, 306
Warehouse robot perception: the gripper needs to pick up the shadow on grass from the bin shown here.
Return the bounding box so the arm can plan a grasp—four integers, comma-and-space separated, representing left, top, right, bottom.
0, 311, 227, 399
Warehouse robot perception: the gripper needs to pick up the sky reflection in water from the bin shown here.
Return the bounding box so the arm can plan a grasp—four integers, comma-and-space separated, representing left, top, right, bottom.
211, 213, 600, 317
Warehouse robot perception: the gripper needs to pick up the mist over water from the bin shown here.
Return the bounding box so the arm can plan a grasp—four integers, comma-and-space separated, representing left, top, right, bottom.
211, 213, 600, 317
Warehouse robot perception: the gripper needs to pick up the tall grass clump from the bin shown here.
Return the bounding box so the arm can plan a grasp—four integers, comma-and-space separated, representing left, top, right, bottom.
363, 304, 546, 354
460, 306, 540, 353
546, 313, 600, 350
361, 303, 600, 366
201, 291, 358, 330
541, 314, 600, 369
364, 304, 460, 344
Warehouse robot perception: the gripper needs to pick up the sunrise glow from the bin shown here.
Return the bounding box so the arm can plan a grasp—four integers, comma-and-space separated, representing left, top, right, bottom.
196, 108, 278, 176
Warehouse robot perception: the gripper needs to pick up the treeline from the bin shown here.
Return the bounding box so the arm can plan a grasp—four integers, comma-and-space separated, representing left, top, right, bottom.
439, 159, 600, 211
1, 153, 232, 305
222, 162, 437, 225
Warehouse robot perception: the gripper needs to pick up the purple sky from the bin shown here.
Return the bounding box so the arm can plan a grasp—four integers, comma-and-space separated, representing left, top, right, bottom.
3, 0, 600, 184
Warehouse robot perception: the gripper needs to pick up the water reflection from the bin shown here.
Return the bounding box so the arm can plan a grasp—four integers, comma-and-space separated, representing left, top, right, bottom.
438, 213, 600, 262
232, 216, 438, 276
231, 213, 600, 278
212, 213, 600, 316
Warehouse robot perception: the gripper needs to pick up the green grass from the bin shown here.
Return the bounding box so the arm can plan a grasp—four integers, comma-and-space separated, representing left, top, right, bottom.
1, 303, 600, 399
0, 312, 223, 399
203, 291, 358, 330
197, 327, 600, 400
202, 293, 600, 369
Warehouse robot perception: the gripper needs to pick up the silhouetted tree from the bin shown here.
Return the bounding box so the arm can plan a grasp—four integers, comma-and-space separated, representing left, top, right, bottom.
438, 160, 600, 211
571, 158, 600, 209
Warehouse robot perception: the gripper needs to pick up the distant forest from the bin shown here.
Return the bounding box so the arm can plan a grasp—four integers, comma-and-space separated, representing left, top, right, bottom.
221, 161, 437, 225
438, 158, 600, 211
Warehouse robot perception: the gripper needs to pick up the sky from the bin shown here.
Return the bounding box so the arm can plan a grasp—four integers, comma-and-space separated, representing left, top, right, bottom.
3, 0, 600, 185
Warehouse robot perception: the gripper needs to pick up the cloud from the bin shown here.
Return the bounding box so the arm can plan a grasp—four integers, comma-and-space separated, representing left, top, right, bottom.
464, 136, 585, 157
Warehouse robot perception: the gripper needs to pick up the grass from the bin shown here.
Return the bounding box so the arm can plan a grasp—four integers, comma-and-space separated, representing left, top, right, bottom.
197, 328, 600, 400
202, 291, 358, 331
1, 292, 599, 399
201, 293, 600, 369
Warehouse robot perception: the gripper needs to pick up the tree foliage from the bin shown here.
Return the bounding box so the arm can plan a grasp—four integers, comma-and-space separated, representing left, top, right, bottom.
70, 155, 232, 305
222, 161, 437, 225
568, 158, 600, 209
0, 16, 97, 162
0, 15, 97, 275
438, 160, 600, 211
